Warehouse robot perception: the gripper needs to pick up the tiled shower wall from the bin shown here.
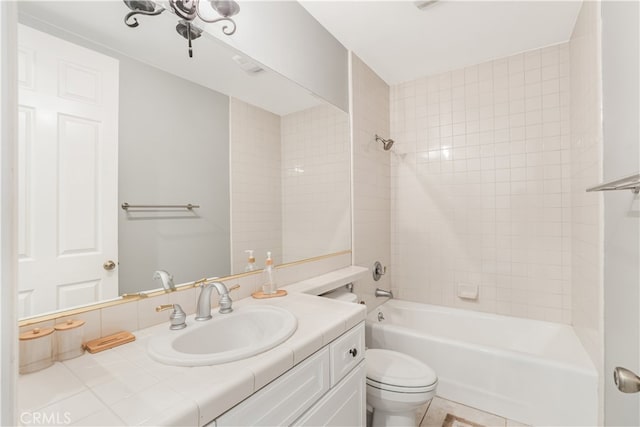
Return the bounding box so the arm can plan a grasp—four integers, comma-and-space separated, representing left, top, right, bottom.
569, 0, 603, 390
281, 105, 351, 263
230, 98, 282, 273
351, 53, 392, 309
390, 44, 572, 323
230, 99, 351, 272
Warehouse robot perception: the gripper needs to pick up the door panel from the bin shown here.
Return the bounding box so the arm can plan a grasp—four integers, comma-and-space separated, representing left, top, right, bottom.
17, 24, 119, 317
57, 114, 100, 255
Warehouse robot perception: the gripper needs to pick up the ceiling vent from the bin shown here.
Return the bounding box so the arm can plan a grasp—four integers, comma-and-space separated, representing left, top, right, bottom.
232, 55, 264, 75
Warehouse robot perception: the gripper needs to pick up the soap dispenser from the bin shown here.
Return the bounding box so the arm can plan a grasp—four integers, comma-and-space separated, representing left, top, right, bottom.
245, 250, 256, 272
262, 251, 277, 295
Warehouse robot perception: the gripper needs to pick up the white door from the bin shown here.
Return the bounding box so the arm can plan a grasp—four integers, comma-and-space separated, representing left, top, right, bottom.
17, 25, 119, 317
601, 1, 640, 426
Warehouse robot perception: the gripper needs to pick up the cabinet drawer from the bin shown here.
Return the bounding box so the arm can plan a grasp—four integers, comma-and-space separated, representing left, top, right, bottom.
216, 348, 330, 427
329, 322, 364, 386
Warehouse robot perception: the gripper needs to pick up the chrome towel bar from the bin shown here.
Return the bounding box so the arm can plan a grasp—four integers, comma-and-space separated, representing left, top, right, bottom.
121, 202, 200, 210
586, 173, 640, 194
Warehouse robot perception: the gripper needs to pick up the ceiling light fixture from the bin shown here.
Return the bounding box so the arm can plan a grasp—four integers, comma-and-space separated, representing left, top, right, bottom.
122, 0, 240, 58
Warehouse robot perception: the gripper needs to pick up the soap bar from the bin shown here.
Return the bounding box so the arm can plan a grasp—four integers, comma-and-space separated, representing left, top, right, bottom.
83, 331, 135, 354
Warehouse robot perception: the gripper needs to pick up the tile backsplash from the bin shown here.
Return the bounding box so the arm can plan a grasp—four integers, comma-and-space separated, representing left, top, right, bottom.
19, 252, 352, 341
390, 43, 572, 323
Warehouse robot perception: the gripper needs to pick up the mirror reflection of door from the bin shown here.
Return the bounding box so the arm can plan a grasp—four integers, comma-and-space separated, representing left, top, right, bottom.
17, 25, 119, 317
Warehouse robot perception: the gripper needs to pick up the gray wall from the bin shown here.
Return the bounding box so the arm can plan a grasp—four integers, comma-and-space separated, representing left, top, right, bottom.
118, 59, 230, 294
18, 15, 231, 294
602, 1, 640, 425
207, 1, 349, 113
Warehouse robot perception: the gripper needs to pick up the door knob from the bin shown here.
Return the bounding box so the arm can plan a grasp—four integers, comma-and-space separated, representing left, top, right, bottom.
103, 260, 117, 271
614, 367, 640, 393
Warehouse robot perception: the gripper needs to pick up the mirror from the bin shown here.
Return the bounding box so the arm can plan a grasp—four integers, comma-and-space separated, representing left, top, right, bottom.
17, 1, 351, 319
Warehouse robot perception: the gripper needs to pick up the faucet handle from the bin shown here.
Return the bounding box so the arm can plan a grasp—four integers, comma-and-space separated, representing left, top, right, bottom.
156, 304, 187, 330
193, 278, 207, 288
193, 277, 224, 288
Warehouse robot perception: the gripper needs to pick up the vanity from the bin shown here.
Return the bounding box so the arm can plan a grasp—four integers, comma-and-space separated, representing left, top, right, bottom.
18, 287, 366, 426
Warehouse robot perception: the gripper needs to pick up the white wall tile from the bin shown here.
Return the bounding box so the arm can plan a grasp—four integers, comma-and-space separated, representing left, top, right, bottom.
100, 302, 139, 337
569, 0, 604, 384
391, 44, 572, 323
281, 104, 351, 263
167, 287, 197, 316
229, 98, 283, 274
137, 294, 170, 330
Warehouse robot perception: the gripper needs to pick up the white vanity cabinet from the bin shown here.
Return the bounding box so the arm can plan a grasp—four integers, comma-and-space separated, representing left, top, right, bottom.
212, 322, 365, 427
293, 362, 365, 426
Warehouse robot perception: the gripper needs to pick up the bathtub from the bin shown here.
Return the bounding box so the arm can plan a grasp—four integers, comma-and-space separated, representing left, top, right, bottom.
365, 300, 598, 426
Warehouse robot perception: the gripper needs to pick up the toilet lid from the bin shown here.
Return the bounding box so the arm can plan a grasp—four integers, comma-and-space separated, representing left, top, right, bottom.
366, 349, 437, 389
325, 289, 358, 303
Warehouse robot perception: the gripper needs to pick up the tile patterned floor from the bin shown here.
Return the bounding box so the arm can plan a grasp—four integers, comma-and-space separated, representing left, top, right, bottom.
417, 397, 530, 427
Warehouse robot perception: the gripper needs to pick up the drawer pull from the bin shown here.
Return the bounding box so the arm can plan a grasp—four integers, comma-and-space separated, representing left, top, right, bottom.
348, 348, 358, 358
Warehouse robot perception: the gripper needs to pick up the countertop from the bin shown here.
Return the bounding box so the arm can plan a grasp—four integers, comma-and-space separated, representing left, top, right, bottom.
18, 292, 366, 426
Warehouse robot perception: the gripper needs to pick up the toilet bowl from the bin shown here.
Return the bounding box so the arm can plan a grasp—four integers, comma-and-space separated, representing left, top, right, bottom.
366, 349, 437, 427
322, 287, 438, 426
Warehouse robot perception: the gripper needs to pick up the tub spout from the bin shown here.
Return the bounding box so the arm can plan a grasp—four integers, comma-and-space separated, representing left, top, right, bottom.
375, 288, 393, 298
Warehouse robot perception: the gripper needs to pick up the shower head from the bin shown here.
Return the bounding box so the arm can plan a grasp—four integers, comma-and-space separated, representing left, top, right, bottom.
375, 134, 395, 151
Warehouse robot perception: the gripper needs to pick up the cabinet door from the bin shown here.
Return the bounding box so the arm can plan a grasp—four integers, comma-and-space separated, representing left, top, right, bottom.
216, 348, 330, 427
294, 361, 366, 427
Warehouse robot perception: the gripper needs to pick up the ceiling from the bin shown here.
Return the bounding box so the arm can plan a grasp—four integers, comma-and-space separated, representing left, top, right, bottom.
300, 0, 582, 85
18, 1, 321, 116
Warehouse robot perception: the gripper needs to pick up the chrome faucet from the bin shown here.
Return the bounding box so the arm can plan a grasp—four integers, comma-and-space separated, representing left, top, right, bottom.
153, 270, 175, 292
195, 280, 237, 320
375, 288, 394, 298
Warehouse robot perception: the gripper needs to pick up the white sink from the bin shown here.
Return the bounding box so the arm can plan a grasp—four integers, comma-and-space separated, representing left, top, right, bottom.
147, 305, 297, 366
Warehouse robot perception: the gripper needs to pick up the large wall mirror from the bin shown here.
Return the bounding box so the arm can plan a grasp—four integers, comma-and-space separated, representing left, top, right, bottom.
17, 1, 351, 319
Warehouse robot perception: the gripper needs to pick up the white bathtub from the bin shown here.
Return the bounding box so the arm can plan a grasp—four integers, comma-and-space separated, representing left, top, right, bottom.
365, 300, 598, 426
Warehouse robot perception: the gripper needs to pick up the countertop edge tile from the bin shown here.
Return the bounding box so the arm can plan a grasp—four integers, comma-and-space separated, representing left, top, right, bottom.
195, 367, 255, 425
139, 398, 199, 427
249, 346, 295, 391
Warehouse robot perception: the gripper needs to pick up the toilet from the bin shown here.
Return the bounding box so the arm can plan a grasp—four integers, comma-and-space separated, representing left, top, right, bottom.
366, 349, 437, 426
323, 286, 438, 427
